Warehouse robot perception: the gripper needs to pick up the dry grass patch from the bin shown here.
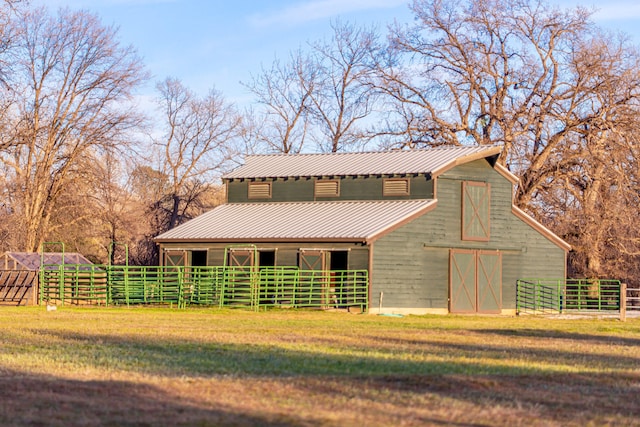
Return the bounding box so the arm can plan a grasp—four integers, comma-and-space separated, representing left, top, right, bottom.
0, 307, 638, 426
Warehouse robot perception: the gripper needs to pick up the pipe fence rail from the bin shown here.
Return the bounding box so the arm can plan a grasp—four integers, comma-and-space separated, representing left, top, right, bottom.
516, 279, 623, 315
39, 264, 369, 312
627, 286, 640, 312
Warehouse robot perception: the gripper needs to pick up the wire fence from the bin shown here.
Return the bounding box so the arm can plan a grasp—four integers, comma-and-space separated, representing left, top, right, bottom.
39, 264, 369, 311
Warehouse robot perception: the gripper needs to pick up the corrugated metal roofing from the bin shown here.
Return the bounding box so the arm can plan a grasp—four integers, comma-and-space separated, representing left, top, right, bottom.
223, 145, 502, 179
155, 199, 436, 243
2, 252, 93, 270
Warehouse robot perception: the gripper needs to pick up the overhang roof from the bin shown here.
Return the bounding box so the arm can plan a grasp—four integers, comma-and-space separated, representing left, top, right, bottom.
2, 252, 93, 270
223, 145, 502, 180
155, 199, 437, 244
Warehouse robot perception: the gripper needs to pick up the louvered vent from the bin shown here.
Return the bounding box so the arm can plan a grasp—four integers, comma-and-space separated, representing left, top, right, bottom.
315, 180, 339, 197
248, 182, 272, 199
383, 178, 410, 196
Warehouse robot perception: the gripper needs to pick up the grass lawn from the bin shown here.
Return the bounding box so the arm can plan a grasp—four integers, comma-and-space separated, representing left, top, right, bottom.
0, 307, 638, 426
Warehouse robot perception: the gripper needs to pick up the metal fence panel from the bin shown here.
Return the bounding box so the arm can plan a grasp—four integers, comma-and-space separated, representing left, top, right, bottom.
517, 279, 622, 314
38, 264, 369, 312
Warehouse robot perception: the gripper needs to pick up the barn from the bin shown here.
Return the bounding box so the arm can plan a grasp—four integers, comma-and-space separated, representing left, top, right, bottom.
155, 145, 570, 315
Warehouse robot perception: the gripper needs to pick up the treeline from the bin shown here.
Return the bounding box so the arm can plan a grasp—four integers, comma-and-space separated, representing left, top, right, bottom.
1, 0, 639, 286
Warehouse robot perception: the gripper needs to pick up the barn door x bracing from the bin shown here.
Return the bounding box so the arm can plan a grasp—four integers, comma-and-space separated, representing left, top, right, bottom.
226, 248, 256, 268
299, 250, 326, 270
449, 249, 502, 314
164, 250, 187, 267
299, 250, 333, 307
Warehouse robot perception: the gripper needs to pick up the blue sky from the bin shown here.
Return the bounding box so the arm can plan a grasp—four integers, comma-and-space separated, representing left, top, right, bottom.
36, 0, 413, 107
34, 0, 640, 109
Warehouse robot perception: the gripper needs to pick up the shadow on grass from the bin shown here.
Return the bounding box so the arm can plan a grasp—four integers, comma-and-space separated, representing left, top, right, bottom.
355, 372, 640, 424
372, 334, 640, 372
476, 328, 640, 347
18, 329, 504, 377
16, 327, 640, 377
0, 369, 294, 427
2, 327, 640, 426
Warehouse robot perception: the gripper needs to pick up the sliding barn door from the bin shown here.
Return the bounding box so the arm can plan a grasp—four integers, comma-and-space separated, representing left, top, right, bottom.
450, 249, 502, 314
477, 251, 502, 313
449, 249, 477, 313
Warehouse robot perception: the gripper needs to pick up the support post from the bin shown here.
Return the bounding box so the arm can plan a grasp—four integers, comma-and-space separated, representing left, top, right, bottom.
620, 283, 627, 322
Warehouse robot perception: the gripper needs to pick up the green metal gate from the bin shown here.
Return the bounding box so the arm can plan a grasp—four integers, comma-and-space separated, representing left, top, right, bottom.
39, 264, 369, 311
516, 279, 622, 314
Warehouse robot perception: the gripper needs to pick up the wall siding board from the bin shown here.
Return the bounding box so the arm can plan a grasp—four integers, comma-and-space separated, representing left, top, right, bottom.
208, 250, 225, 266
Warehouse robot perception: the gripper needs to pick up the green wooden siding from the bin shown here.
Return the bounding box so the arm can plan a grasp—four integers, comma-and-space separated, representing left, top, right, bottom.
371, 159, 566, 312
226, 176, 434, 203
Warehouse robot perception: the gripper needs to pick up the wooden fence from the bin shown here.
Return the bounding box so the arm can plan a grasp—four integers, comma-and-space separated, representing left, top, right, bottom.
0, 270, 38, 306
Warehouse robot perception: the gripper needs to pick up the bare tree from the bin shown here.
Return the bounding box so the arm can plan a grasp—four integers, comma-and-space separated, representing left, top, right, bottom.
153, 77, 240, 231
534, 33, 640, 283
377, 0, 640, 281
307, 20, 381, 152
127, 164, 170, 265
379, 0, 594, 163
0, 0, 26, 152
0, 7, 147, 252
85, 150, 151, 264
242, 51, 316, 154
243, 21, 381, 154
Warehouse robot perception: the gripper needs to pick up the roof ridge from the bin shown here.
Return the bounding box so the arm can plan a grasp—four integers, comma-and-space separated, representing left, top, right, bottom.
225, 145, 503, 180
245, 144, 502, 158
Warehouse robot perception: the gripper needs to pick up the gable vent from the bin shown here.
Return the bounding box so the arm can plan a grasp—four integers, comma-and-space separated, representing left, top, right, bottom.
248, 182, 272, 199
315, 180, 340, 197
383, 178, 410, 196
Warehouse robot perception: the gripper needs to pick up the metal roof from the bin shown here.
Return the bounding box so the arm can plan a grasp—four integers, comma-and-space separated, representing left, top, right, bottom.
155, 199, 437, 243
223, 145, 502, 180
2, 252, 93, 270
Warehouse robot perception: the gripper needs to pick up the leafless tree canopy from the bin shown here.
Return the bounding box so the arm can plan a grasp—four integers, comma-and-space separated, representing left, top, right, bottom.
307, 20, 381, 152
0, 0, 639, 279
0, 6, 147, 252
243, 20, 380, 153
375, 0, 640, 283
242, 51, 316, 154
151, 77, 240, 232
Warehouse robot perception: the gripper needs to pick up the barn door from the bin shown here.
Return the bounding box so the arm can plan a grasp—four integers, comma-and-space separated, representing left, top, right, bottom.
449, 249, 477, 313
462, 182, 490, 241
299, 250, 326, 271
477, 251, 502, 314
164, 250, 187, 267
449, 249, 502, 314
226, 248, 256, 267
299, 250, 328, 307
